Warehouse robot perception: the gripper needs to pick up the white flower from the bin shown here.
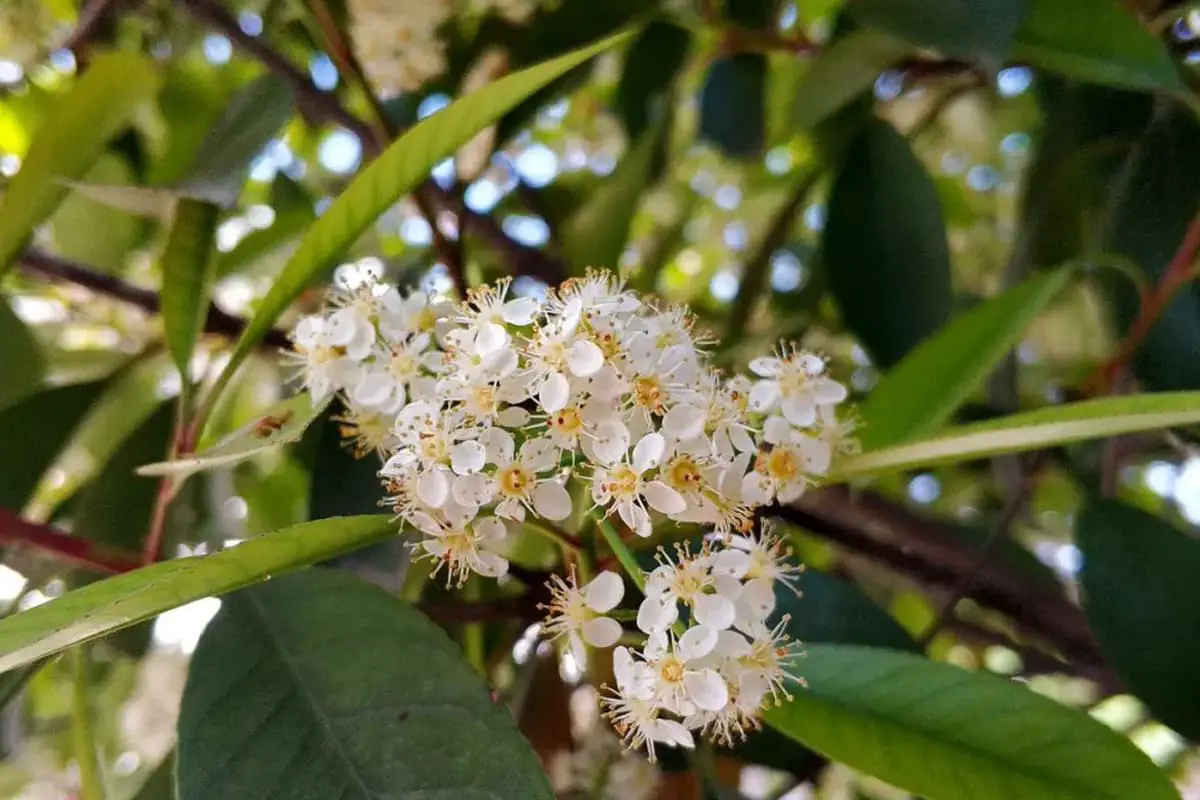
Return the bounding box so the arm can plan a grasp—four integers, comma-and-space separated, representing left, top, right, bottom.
639, 544, 739, 637
741, 434, 832, 506
456, 278, 540, 356
408, 511, 509, 586
543, 570, 625, 664
350, 333, 432, 413
642, 628, 730, 716
478, 429, 571, 521
602, 647, 695, 763
288, 315, 367, 402
748, 348, 848, 425
591, 433, 687, 537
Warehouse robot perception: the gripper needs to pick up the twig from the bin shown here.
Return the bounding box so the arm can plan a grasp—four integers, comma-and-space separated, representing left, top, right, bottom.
61, 0, 121, 61
916, 465, 1036, 648
0, 507, 140, 575
727, 169, 820, 340
1084, 208, 1200, 393
19, 249, 292, 349
772, 486, 1102, 664
179, 0, 563, 286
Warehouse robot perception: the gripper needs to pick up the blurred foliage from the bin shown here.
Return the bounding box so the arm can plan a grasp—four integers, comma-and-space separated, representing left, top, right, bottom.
0, 0, 1199, 798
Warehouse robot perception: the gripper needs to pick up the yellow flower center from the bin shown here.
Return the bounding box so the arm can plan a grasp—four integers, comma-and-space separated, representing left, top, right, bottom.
665, 455, 704, 493
764, 448, 799, 482
633, 376, 665, 414
548, 406, 584, 436
497, 464, 534, 498
659, 657, 684, 684
604, 465, 640, 500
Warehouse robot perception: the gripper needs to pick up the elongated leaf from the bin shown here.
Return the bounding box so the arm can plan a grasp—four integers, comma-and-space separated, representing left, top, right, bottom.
218, 32, 632, 389
55, 180, 194, 219
73, 404, 172, 553
859, 268, 1075, 450
782, 570, 916, 651
1013, 0, 1182, 92
0, 515, 396, 673
138, 393, 329, 478
616, 21, 691, 139
161, 199, 220, 377
29, 353, 177, 519
177, 569, 554, 800
0, 296, 45, 413
562, 116, 665, 272
1104, 107, 1200, 391
791, 30, 912, 132
700, 53, 766, 159
0, 381, 106, 510
838, 391, 1200, 477
180, 76, 294, 205
50, 155, 145, 271
848, 0, 1022, 66
1079, 498, 1200, 739
0, 53, 159, 276
766, 645, 1176, 800
824, 117, 953, 367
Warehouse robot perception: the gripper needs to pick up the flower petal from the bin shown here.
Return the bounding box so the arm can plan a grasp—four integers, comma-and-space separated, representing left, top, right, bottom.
693, 593, 735, 631
636, 596, 677, 634
782, 393, 817, 427
662, 404, 707, 441
748, 357, 781, 377
592, 419, 630, 464
501, 296, 539, 325
417, 470, 449, 508
539, 371, 570, 413
581, 616, 622, 649
450, 440, 486, 475
532, 481, 572, 520
583, 571, 625, 612
474, 321, 508, 355
678, 625, 717, 661
566, 339, 604, 377
762, 415, 793, 445
684, 669, 729, 712
643, 481, 686, 515
749, 380, 781, 412
633, 432, 666, 473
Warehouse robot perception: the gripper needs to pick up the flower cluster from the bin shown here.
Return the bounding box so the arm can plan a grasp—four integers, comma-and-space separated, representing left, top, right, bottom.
543, 530, 804, 760
348, 0, 556, 95
289, 270, 853, 589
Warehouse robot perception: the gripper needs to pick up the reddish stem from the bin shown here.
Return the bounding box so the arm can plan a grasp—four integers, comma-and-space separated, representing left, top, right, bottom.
1086, 209, 1200, 393
0, 507, 140, 575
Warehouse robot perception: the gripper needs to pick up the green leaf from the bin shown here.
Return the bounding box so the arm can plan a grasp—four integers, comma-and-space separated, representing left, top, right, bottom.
848, 0, 1022, 65
1013, 0, 1183, 92
783, 570, 917, 651
179, 76, 294, 206
176, 569, 554, 800
31, 353, 177, 517
791, 30, 913, 132
700, 53, 767, 159
55, 180, 196, 219
766, 644, 1176, 800
0, 381, 106, 510
129, 752, 176, 800
137, 393, 329, 479
859, 268, 1075, 450
1104, 106, 1200, 391
562, 115, 666, 272
161, 199, 221, 378
217, 31, 632, 390
616, 21, 691, 139
1079, 497, 1200, 739
838, 391, 1200, 477
72, 404, 172, 552
308, 413, 385, 520
0, 296, 45, 413
824, 117, 953, 368
0, 52, 160, 276
0, 515, 396, 673
49, 154, 146, 271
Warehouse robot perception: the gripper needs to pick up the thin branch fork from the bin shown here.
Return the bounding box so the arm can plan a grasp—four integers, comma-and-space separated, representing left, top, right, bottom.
179, 0, 566, 286
19, 248, 292, 349
0, 507, 140, 575
1086, 207, 1200, 393
773, 485, 1104, 666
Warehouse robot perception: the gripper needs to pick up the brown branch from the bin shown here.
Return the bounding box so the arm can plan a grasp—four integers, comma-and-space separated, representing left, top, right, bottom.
1085, 208, 1200, 393
179, 0, 565, 286
772, 485, 1103, 665
418, 595, 539, 624
19, 249, 292, 349
61, 0, 122, 62
0, 507, 140, 575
